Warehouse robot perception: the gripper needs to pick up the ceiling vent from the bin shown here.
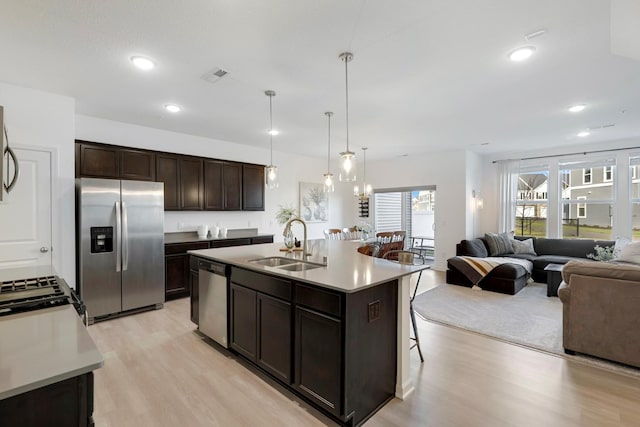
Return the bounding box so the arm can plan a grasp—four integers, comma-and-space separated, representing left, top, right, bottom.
201, 67, 229, 84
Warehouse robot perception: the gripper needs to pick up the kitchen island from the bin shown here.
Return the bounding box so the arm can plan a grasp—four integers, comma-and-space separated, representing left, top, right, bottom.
190, 239, 428, 427
0, 266, 104, 426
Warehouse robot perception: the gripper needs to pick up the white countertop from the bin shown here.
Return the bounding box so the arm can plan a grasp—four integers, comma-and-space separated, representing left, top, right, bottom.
0, 305, 104, 400
189, 239, 430, 293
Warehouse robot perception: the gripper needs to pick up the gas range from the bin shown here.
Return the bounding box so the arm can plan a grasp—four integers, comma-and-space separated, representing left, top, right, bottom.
0, 275, 86, 322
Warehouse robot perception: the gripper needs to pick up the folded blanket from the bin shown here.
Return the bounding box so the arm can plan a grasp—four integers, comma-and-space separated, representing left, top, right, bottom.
448, 256, 533, 286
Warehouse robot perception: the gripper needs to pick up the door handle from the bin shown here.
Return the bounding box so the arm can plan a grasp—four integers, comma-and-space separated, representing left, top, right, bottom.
115, 201, 121, 272
122, 201, 129, 271
40, 246, 49, 253
3, 126, 20, 193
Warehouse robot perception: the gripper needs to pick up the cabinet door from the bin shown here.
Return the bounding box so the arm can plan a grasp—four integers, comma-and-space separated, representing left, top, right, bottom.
230, 283, 257, 361
78, 143, 119, 178
156, 154, 181, 210
180, 157, 203, 210
295, 306, 342, 416
242, 164, 265, 211
204, 160, 224, 210
190, 268, 199, 325
165, 254, 189, 299
120, 148, 155, 181
223, 162, 242, 210
257, 293, 292, 383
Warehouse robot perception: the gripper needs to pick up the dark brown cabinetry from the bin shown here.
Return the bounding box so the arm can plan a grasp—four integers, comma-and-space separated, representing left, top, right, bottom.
165, 241, 209, 300
189, 260, 199, 325
75, 140, 265, 211
204, 161, 243, 210
242, 164, 265, 211
0, 372, 94, 427
227, 269, 398, 427
230, 268, 292, 383
76, 142, 155, 181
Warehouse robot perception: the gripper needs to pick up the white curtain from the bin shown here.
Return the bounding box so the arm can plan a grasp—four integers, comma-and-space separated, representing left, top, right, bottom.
497, 159, 520, 233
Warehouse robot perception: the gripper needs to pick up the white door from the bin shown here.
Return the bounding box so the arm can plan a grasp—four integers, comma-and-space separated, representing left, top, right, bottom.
0, 147, 52, 268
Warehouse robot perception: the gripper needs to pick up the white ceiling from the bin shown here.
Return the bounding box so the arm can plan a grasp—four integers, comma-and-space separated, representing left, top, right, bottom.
1, 0, 639, 161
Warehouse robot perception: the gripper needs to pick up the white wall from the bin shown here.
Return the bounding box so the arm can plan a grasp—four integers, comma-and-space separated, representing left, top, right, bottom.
357, 150, 472, 271
75, 115, 351, 241
0, 82, 76, 284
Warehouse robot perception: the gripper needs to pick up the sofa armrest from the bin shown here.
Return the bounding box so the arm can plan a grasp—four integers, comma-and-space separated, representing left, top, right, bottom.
557, 281, 570, 304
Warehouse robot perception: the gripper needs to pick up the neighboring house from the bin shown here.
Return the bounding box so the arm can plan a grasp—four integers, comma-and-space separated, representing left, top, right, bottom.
565, 167, 616, 228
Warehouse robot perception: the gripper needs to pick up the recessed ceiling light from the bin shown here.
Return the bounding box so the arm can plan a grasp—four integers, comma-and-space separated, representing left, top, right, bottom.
130, 56, 155, 70
577, 131, 590, 137
508, 46, 536, 62
267, 129, 279, 136
164, 104, 181, 113
568, 104, 586, 113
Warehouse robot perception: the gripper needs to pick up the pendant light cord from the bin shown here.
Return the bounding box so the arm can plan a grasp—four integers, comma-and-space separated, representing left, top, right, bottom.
344, 56, 350, 152
269, 93, 274, 165
327, 113, 331, 172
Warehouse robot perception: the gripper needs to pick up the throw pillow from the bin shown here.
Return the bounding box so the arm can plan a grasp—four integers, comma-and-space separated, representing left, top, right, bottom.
613, 237, 631, 259
485, 232, 512, 256
511, 238, 537, 255
617, 241, 640, 265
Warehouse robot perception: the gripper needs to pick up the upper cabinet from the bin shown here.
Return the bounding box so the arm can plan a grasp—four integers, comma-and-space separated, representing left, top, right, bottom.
204, 160, 243, 211
76, 142, 155, 181
242, 164, 265, 211
76, 141, 264, 211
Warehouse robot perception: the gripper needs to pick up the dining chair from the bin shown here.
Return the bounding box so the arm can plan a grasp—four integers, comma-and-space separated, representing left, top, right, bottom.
382, 249, 426, 363
324, 228, 344, 240
376, 231, 394, 243
342, 227, 361, 240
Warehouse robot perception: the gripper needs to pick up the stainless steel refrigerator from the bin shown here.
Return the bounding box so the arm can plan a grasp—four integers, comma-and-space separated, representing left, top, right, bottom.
77, 178, 165, 323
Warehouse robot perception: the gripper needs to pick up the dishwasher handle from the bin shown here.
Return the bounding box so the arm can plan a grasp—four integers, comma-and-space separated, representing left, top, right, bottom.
197, 259, 226, 276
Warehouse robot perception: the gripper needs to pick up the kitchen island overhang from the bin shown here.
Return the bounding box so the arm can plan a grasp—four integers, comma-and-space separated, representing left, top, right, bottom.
189, 239, 428, 426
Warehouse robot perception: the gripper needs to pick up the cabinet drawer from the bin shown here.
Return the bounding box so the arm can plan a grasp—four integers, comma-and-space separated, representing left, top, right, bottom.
251, 236, 274, 244
165, 241, 209, 255
231, 267, 291, 301
211, 238, 251, 248
295, 283, 342, 318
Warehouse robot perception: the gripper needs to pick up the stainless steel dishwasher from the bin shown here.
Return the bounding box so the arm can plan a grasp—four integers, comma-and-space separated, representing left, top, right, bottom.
198, 258, 229, 348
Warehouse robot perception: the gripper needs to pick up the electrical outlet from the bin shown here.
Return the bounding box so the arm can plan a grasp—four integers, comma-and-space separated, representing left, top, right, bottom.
368, 300, 381, 322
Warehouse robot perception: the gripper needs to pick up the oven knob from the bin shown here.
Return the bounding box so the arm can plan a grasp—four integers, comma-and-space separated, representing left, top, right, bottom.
40, 247, 49, 253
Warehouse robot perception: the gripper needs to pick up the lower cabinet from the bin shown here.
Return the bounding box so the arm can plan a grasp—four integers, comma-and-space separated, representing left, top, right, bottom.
294, 306, 342, 416
165, 241, 209, 300
230, 281, 292, 383
189, 262, 199, 325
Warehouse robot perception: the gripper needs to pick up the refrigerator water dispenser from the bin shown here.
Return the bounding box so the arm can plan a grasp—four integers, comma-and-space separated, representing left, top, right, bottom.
91, 226, 113, 253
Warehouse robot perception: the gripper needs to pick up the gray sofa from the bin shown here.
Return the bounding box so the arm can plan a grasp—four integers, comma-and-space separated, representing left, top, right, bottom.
446, 237, 614, 295
559, 260, 640, 368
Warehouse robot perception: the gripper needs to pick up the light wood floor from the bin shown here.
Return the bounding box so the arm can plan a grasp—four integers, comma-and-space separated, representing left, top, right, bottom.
88, 270, 640, 427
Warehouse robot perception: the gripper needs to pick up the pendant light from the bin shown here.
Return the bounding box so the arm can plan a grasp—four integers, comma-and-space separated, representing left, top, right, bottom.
338, 52, 356, 182
323, 111, 334, 193
354, 147, 372, 199
265, 90, 278, 189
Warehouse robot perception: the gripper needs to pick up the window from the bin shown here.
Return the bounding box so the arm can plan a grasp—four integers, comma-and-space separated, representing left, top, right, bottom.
515, 167, 548, 237
577, 196, 587, 218
560, 158, 615, 240
632, 166, 637, 179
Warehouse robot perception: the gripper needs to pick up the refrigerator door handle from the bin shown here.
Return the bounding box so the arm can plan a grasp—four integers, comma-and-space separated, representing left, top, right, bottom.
122, 201, 129, 271
115, 201, 121, 272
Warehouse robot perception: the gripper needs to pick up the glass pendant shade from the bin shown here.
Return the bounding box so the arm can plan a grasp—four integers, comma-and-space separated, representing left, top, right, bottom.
339, 150, 356, 182
323, 173, 334, 193
354, 147, 371, 199
266, 164, 279, 189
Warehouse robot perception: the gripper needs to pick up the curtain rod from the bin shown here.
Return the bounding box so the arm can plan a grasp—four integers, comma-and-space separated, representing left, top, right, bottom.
492, 145, 640, 164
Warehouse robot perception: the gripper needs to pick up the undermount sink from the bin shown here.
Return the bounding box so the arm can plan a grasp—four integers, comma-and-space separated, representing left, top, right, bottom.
248, 257, 299, 267
276, 262, 324, 272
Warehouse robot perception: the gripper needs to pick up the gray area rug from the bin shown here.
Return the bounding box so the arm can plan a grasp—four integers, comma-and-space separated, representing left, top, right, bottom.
413, 283, 640, 377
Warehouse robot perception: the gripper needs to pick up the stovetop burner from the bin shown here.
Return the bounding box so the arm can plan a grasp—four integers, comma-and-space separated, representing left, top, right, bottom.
0, 275, 74, 316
